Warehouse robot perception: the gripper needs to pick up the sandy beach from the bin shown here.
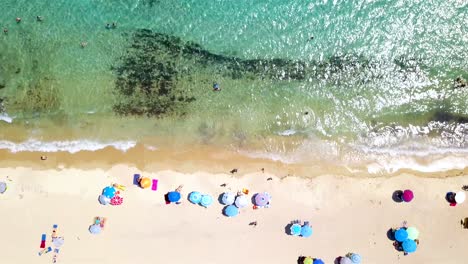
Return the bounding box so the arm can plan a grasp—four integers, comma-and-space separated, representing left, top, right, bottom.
1, 165, 467, 264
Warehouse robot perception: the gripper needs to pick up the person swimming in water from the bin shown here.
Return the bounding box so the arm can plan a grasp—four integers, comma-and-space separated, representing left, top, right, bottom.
3, 28, 8, 34
37, 16, 43, 22
213, 82, 221, 91
16, 17, 22, 23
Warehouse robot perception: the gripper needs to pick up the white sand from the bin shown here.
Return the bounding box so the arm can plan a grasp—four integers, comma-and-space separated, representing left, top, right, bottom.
1, 165, 467, 264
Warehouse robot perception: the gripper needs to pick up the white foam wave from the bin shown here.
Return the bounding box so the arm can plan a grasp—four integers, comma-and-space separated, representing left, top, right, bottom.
366, 155, 468, 174
0, 139, 137, 153
0, 113, 13, 123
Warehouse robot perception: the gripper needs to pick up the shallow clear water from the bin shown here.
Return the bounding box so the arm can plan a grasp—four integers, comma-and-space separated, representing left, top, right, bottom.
0, 0, 467, 173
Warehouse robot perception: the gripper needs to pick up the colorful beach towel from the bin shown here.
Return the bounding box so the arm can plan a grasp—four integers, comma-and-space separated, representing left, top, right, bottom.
40, 234, 46, 249
152, 179, 158, 191
133, 174, 141, 185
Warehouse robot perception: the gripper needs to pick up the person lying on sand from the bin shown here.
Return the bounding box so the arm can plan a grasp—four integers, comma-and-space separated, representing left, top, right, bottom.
40, 156, 47, 161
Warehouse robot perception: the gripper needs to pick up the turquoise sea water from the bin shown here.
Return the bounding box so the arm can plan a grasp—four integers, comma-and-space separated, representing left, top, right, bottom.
0, 0, 467, 173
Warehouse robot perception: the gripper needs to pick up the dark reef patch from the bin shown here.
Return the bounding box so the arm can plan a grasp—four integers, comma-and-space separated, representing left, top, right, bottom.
112, 29, 379, 117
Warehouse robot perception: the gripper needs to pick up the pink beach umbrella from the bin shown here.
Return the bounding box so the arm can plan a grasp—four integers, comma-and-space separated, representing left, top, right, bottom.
402, 190, 414, 202
110, 195, 123, 206
254, 192, 271, 207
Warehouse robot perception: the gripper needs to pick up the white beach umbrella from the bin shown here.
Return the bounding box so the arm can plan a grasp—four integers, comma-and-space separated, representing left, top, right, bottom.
455, 191, 466, 204
221, 192, 235, 205
234, 195, 249, 208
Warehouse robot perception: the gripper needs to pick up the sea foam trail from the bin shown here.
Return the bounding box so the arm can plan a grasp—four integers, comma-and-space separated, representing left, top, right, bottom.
0, 139, 137, 153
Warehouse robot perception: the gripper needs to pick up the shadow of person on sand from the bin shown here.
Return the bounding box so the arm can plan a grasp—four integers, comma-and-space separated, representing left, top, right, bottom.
392, 190, 403, 203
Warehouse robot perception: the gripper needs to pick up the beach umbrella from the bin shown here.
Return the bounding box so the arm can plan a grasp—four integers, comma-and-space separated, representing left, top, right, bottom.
167, 191, 181, 203
188, 191, 202, 204
98, 195, 110, 205
313, 259, 325, 264
0, 181, 6, 194
394, 228, 408, 242
139, 177, 151, 189
340, 257, 352, 264
402, 239, 417, 253
402, 190, 414, 202
221, 192, 235, 205
254, 192, 270, 207
406, 227, 419, 240
102, 186, 116, 199
301, 225, 313, 238
303, 257, 313, 264
200, 194, 213, 207
455, 191, 466, 204
52, 237, 64, 248
290, 224, 301, 236
234, 195, 248, 208
110, 195, 123, 205
89, 224, 101, 234
350, 253, 361, 264
223, 205, 239, 217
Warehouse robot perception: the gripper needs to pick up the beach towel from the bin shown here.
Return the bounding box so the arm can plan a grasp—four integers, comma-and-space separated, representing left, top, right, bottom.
152, 179, 158, 191
40, 234, 46, 249
38, 247, 52, 256
133, 174, 141, 185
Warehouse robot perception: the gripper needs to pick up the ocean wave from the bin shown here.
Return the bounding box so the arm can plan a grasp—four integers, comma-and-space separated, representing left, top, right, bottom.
366, 155, 468, 174
0, 139, 137, 153
0, 113, 13, 123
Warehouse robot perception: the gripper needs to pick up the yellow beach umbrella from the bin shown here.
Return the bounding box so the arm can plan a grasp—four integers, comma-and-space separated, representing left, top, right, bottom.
139, 177, 151, 189
303, 257, 313, 264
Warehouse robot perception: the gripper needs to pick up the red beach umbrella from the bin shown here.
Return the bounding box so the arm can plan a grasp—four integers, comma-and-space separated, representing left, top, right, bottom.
402, 190, 414, 202
110, 195, 123, 206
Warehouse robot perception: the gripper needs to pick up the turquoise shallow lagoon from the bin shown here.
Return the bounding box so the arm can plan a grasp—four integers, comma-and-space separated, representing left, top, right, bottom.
0, 0, 467, 173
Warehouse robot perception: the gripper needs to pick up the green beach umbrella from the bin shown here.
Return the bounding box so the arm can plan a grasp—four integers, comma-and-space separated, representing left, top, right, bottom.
406, 227, 419, 240
303, 257, 313, 264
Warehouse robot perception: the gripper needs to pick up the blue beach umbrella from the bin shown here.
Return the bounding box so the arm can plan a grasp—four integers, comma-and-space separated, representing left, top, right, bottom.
350, 253, 361, 264
221, 192, 235, 205
188, 191, 202, 204
168, 191, 181, 203
313, 259, 325, 264
402, 239, 417, 253
301, 225, 313, 238
394, 228, 408, 242
102, 186, 116, 199
200, 194, 213, 207
290, 224, 301, 236
89, 224, 101, 234
223, 205, 239, 217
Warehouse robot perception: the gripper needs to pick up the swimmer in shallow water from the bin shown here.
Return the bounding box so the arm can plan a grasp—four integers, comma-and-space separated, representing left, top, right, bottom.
3, 28, 8, 34
213, 82, 221, 91
16, 17, 22, 23
80, 41, 88, 48
37, 16, 43, 22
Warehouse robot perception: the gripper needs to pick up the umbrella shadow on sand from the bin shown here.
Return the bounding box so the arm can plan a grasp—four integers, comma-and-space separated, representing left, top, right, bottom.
334, 257, 342, 264
217, 193, 224, 204
297, 256, 306, 264
386, 228, 396, 241
392, 190, 403, 203
251, 194, 257, 205
285, 223, 294, 235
